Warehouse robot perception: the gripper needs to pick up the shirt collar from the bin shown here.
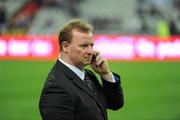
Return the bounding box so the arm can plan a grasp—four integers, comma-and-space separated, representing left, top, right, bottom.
59, 58, 85, 81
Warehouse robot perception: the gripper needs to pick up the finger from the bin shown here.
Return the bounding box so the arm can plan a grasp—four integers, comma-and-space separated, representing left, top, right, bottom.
95, 54, 101, 62
93, 51, 100, 56
96, 57, 105, 66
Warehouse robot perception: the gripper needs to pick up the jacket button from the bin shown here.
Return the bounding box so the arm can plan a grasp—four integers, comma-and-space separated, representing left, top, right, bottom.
94, 92, 98, 96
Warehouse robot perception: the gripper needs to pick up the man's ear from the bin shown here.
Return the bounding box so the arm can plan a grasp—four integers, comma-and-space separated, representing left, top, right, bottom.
62, 41, 70, 52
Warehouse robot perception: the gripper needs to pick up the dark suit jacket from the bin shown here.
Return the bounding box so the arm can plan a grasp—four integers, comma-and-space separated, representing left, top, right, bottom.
39, 60, 124, 120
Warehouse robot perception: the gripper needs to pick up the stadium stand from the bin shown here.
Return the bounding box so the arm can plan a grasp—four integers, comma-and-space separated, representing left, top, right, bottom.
4, 0, 28, 18
28, 7, 72, 34
1, 0, 179, 35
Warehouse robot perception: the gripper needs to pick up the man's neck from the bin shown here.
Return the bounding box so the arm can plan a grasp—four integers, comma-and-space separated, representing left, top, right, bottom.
59, 54, 83, 70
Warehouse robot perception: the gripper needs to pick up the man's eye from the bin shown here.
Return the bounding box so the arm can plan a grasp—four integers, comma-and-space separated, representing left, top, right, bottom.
81, 44, 88, 48
91, 44, 94, 47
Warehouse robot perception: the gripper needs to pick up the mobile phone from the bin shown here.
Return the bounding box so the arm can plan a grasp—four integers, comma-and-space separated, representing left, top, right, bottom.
91, 55, 96, 63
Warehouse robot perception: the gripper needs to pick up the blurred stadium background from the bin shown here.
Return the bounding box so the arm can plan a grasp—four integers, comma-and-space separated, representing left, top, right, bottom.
0, 0, 180, 120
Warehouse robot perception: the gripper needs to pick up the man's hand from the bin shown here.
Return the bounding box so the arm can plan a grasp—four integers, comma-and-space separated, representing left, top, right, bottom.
90, 51, 113, 82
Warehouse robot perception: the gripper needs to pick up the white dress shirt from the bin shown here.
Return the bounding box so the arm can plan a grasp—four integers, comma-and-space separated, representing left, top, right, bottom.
59, 58, 85, 81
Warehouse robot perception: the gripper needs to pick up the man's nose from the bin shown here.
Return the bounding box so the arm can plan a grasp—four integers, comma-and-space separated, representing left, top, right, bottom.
87, 47, 94, 55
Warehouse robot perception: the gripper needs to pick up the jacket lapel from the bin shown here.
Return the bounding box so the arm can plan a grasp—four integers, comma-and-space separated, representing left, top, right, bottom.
55, 60, 106, 117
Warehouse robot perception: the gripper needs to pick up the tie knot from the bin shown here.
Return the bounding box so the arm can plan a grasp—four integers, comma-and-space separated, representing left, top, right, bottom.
84, 72, 90, 81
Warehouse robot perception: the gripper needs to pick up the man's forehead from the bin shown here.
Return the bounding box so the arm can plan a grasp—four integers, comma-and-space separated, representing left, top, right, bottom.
72, 29, 93, 38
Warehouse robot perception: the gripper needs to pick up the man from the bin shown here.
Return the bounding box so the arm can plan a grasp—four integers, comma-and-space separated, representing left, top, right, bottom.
39, 19, 124, 120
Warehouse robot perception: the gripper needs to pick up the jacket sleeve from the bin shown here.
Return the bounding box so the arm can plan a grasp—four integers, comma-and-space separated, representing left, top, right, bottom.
101, 72, 124, 110
39, 84, 74, 120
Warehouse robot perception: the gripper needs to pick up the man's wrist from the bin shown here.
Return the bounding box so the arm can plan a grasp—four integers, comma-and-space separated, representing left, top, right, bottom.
101, 72, 114, 82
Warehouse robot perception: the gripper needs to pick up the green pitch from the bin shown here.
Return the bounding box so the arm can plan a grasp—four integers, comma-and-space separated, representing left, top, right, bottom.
0, 61, 180, 120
